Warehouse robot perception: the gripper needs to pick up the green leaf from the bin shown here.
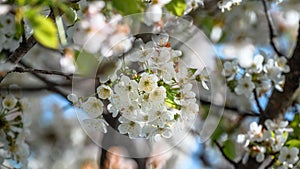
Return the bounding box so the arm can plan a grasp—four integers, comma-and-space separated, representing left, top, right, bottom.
58, 4, 77, 24
28, 14, 59, 49
223, 139, 236, 160
75, 50, 99, 76
286, 139, 300, 149
165, 0, 186, 16
290, 114, 300, 139
111, 0, 143, 15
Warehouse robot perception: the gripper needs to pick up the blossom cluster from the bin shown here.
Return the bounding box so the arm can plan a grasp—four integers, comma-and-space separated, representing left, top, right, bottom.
73, 1, 133, 57
144, 0, 204, 25
69, 34, 209, 141
223, 54, 290, 97
0, 13, 20, 52
237, 120, 300, 168
0, 94, 30, 168
217, 0, 243, 12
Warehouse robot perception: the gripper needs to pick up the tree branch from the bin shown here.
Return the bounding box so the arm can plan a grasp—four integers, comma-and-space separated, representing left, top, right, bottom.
214, 141, 238, 168
261, 0, 284, 56
17, 60, 68, 98
260, 21, 300, 123
8, 66, 74, 80
200, 98, 259, 117
253, 89, 264, 115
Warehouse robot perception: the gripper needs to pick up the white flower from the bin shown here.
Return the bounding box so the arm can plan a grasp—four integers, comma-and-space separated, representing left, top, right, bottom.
272, 134, 288, 152
279, 147, 299, 165
158, 62, 177, 83
82, 97, 104, 118
234, 75, 255, 97
237, 134, 250, 147
0, 5, 10, 15
184, 0, 204, 14
275, 57, 290, 73
83, 118, 109, 133
248, 54, 264, 73
101, 32, 133, 57
180, 101, 199, 120
149, 86, 166, 102
97, 85, 112, 99
148, 110, 174, 128
231, 0, 242, 5
256, 146, 266, 162
264, 119, 293, 134
218, 0, 233, 12
2, 94, 17, 110
247, 122, 263, 142
67, 93, 79, 104
223, 60, 239, 80
145, 4, 163, 25
126, 39, 155, 62
264, 59, 285, 91
152, 33, 169, 47
180, 83, 196, 101
196, 68, 210, 90
118, 116, 141, 139
152, 126, 173, 141
138, 73, 159, 93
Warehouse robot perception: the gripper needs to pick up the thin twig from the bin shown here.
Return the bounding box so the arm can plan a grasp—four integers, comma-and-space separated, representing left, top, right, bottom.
261, 0, 284, 57
8, 67, 74, 80
200, 98, 259, 117
265, 157, 276, 169
214, 140, 238, 168
253, 89, 265, 115
18, 60, 68, 98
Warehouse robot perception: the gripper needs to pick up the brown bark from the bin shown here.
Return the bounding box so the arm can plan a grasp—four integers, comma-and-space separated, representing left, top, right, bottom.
259, 22, 300, 123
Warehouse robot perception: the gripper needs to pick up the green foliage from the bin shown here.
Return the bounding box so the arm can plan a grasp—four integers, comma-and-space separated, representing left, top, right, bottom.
290, 113, 300, 139
286, 139, 300, 149
75, 50, 99, 76
58, 4, 77, 24
27, 13, 59, 49
165, 0, 186, 16
223, 139, 236, 160
111, 0, 144, 15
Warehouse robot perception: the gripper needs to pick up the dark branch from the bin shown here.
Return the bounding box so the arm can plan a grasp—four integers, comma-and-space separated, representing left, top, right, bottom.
253, 89, 264, 115
214, 141, 238, 168
8, 67, 73, 80
260, 21, 300, 123
261, 0, 284, 57
18, 60, 68, 98
7, 35, 37, 64
200, 98, 259, 117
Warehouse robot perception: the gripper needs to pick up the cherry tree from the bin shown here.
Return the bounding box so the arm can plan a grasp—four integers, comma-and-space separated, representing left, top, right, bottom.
0, 0, 299, 169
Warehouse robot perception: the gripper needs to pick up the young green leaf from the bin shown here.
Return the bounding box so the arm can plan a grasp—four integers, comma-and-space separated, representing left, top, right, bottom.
223, 139, 236, 160
286, 139, 300, 149
30, 15, 59, 49
111, 0, 143, 15
165, 0, 186, 16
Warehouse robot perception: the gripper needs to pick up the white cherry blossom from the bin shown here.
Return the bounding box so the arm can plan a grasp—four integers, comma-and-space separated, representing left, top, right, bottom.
2, 94, 17, 110
279, 147, 299, 165
118, 117, 142, 139
97, 85, 113, 99
138, 73, 159, 93
149, 86, 167, 102
248, 54, 264, 74
234, 75, 255, 97
247, 122, 263, 142
223, 60, 239, 80
275, 57, 290, 73
82, 97, 104, 118
83, 118, 108, 133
